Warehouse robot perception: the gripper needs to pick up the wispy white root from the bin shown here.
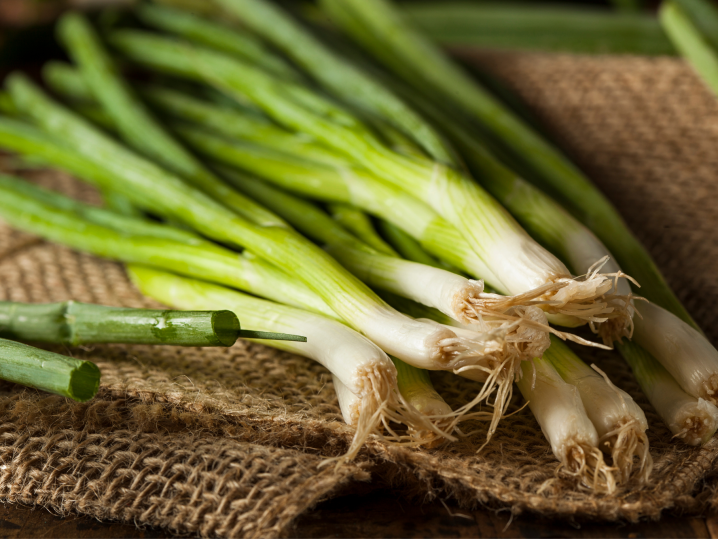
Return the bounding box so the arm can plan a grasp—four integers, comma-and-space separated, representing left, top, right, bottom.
600, 419, 652, 485
562, 442, 618, 494
331, 364, 458, 464
467, 257, 638, 343
458, 281, 612, 350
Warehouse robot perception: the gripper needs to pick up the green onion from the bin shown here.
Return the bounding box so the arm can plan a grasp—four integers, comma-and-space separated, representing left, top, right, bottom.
619, 340, 718, 446
0, 337, 100, 402
321, 0, 694, 332
128, 264, 456, 455
0, 300, 271, 346
398, 2, 670, 55
516, 355, 616, 493
56, 12, 285, 229
673, 0, 718, 51
546, 337, 651, 484
660, 0, 718, 97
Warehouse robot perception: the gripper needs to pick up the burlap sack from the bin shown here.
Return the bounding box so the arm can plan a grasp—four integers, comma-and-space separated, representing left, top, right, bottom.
2, 52, 718, 537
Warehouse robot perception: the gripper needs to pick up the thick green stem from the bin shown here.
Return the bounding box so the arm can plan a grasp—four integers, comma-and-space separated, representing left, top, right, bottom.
0, 337, 100, 402
399, 2, 669, 54
0, 301, 244, 346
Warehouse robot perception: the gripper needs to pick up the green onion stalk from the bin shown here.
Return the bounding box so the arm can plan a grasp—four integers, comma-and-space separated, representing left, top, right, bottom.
109, 29, 632, 332
319, 0, 695, 334
5, 76, 487, 372
660, 0, 718, 97
546, 337, 651, 484
620, 340, 718, 446
397, 2, 672, 55
0, 173, 331, 319
1, 301, 244, 347
0, 338, 100, 402
136, 3, 302, 81
128, 265, 456, 457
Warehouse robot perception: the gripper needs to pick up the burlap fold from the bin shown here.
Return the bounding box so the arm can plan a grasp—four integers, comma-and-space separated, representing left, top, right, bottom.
2, 52, 718, 537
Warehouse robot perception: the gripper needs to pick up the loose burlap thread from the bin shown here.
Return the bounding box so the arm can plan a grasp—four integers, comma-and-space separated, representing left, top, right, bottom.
2, 52, 718, 537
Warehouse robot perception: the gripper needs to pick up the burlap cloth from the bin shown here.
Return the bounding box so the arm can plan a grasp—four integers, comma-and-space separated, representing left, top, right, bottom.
2, 52, 718, 537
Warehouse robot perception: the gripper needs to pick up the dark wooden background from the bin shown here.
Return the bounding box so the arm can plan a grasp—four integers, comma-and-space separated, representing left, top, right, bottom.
0, 491, 714, 538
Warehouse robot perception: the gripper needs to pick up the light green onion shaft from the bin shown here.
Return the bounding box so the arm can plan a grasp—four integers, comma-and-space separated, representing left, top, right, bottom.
673, 0, 718, 51
660, 1, 718, 97
0, 338, 100, 402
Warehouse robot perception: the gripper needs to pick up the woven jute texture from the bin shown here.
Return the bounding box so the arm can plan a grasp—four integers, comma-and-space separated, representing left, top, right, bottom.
2, 52, 718, 536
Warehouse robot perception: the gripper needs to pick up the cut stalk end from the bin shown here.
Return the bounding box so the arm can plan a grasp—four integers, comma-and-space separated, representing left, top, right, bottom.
671, 398, 718, 446
68, 360, 102, 402
211, 309, 241, 346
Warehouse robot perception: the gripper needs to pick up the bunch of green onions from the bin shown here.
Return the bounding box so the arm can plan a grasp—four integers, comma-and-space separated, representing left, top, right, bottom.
0, 0, 712, 490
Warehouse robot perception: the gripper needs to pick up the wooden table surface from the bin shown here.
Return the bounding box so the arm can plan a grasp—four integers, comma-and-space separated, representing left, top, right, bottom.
0, 492, 713, 538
